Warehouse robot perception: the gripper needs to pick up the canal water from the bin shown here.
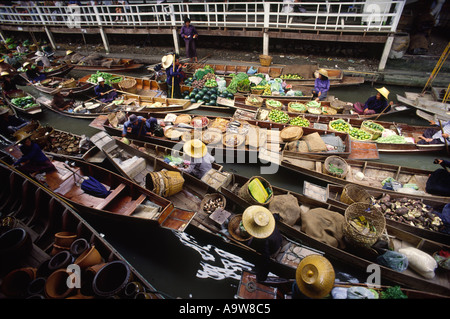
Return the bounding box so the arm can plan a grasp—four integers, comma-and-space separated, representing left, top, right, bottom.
14, 68, 446, 299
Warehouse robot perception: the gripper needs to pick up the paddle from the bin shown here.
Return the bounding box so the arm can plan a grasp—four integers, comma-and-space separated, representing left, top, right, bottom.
82, 89, 114, 107
374, 102, 395, 121
438, 119, 449, 154
171, 54, 175, 99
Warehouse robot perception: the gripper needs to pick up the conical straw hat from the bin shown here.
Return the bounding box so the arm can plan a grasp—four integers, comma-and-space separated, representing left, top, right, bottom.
317, 68, 328, 77
295, 255, 335, 299
242, 205, 275, 239
161, 54, 174, 69
376, 87, 390, 99
183, 139, 207, 159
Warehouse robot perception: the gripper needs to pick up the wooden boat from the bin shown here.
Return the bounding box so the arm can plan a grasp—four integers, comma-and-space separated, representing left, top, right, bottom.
2, 89, 42, 115
37, 64, 75, 78
325, 184, 450, 244
397, 90, 450, 123
0, 160, 165, 299
57, 57, 144, 72
280, 152, 450, 202
22, 76, 94, 95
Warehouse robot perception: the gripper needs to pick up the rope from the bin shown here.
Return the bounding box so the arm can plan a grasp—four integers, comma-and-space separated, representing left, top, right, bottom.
422, 41, 450, 94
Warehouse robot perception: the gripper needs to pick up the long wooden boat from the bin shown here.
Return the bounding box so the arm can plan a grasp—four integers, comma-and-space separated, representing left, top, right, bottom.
0, 160, 165, 299
55, 55, 144, 72
325, 184, 449, 244
397, 90, 450, 123
21, 76, 94, 95
94, 111, 352, 160
38, 64, 75, 78
2, 89, 42, 115
280, 152, 450, 203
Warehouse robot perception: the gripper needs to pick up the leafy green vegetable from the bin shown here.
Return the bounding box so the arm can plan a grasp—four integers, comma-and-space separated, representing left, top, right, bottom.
376, 135, 408, 144
380, 286, 407, 299
227, 73, 249, 94
328, 163, 344, 175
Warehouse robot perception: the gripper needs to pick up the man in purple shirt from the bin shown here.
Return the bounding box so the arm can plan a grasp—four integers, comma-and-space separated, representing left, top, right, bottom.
312, 69, 330, 102
13, 135, 56, 176
180, 17, 198, 62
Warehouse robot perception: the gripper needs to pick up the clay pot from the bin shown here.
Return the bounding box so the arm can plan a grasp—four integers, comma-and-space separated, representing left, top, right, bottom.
0, 228, 32, 269
74, 245, 102, 270
66, 293, 95, 299
36, 259, 52, 278
54, 231, 77, 247
1, 267, 37, 298
92, 261, 132, 298
48, 250, 74, 271
80, 263, 106, 296
44, 268, 76, 299
27, 277, 47, 296
124, 281, 145, 299
50, 244, 70, 256
70, 238, 90, 256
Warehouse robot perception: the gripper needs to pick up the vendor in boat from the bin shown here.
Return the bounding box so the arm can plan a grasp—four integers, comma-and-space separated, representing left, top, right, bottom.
181, 139, 215, 179
4, 50, 21, 69
94, 76, 118, 103
16, 42, 28, 54
426, 158, 450, 197
312, 69, 330, 102
122, 114, 151, 138
23, 62, 46, 83
1, 71, 20, 95
163, 54, 186, 99
0, 58, 16, 75
180, 17, 199, 63
33, 51, 51, 68
50, 87, 75, 111
241, 205, 282, 282
145, 116, 164, 137
13, 134, 57, 176
417, 120, 450, 145
353, 87, 394, 115
0, 107, 29, 137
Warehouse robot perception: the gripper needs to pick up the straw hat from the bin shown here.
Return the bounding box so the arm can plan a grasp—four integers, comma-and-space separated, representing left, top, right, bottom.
228, 214, 253, 242
14, 132, 32, 145
161, 54, 174, 69
295, 255, 335, 299
242, 205, 275, 239
66, 50, 73, 55
1, 71, 9, 77
23, 62, 32, 68
35, 51, 44, 56
183, 139, 207, 158
97, 77, 105, 83
376, 87, 390, 100
317, 69, 328, 78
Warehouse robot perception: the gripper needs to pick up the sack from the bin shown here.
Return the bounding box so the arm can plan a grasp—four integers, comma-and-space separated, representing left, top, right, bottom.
376, 250, 408, 272
398, 247, 437, 279
302, 132, 327, 152
269, 194, 300, 226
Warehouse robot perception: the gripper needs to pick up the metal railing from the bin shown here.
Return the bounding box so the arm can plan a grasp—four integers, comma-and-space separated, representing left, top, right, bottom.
0, 1, 405, 33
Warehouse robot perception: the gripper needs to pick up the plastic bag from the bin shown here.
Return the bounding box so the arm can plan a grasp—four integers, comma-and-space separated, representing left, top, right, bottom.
376, 250, 408, 272
347, 287, 376, 299
398, 247, 437, 279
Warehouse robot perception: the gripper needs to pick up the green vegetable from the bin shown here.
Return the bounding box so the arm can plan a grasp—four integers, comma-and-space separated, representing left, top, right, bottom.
289, 116, 310, 127
88, 71, 119, 86
306, 101, 321, 108
227, 73, 248, 94
380, 286, 407, 299
328, 163, 344, 175
376, 135, 408, 144
268, 109, 289, 123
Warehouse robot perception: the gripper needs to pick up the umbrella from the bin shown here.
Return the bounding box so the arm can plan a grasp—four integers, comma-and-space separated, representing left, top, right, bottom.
64, 163, 111, 198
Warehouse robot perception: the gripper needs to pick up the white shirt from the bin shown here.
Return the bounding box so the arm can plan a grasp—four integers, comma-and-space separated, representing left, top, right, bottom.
432, 121, 450, 143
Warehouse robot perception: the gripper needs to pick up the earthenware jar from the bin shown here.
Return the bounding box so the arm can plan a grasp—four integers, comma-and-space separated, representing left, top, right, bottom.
74, 245, 102, 270
135, 292, 158, 299
1, 267, 37, 298
0, 228, 32, 271
124, 281, 145, 299
48, 250, 74, 271
44, 268, 77, 299
80, 263, 106, 296
27, 277, 47, 296
54, 231, 77, 248
36, 259, 53, 278
70, 238, 90, 256
92, 261, 132, 298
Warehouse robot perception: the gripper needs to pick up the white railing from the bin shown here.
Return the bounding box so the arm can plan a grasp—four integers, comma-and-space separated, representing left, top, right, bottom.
0, 1, 405, 33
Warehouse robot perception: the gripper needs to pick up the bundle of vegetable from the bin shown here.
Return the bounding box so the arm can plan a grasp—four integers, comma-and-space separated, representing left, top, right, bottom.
289, 116, 310, 127
376, 135, 408, 144
329, 119, 352, 132
288, 102, 307, 112
205, 79, 218, 87
348, 128, 372, 141
11, 96, 38, 110
266, 99, 283, 109
373, 194, 444, 232
262, 85, 272, 96
328, 163, 344, 175
268, 109, 290, 123
306, 101, 321, 108
88, 71, 121, 86
237, 79, 251, 92
194, 68, 213, 80
280, 74, 304, 80
227, 73, 249, 94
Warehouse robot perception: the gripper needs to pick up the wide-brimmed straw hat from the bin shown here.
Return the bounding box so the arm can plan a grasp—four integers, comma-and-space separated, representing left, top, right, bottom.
295, 254, 335, 299
1, 71, 9, 77
317, 68, 328, 78
35, 51, 44, 57
376, 87, 390, 100
14, 132, 32, 145
242, 205, 275, 239
183, 139, 207, 158
23, 62, 31, 67
161, 54, 174, 69
66, 50, 73, 55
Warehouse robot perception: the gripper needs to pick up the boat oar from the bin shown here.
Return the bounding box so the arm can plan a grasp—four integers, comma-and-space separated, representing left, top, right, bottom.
438, 119, 449, 154
82, 89, 114, 107
374, 103, 395, 121
171, 54, 175, 99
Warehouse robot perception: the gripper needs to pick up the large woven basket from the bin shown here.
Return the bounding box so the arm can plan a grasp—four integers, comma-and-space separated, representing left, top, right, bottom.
61, 78, 77, 88
251, 88, 264, 95
323, 156, 348, 179
238, 176, 273, 206
200, 193, 226, 214
343, 202, 386, 248
361, 120, 384, 140
280, 126, 303, 142
145, 170, 184, 197
245, 95, 263, 107
259, 55, 273, 67
119, 78, 137, 94
340, 184, 373, 205
288, 102, 307, 113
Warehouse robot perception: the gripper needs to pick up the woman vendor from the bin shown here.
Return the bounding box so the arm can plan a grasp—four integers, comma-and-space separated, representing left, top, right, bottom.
163, 54, 186, 99
426, 158, 450, 196
1, 71, 20, 95
23, 62, 46, 83
13, 134, 56, 176
94, 76, 118, 103
353, 87, 394, 115
417, 120, 450, 145
50, 88, 74, 111
180, 17, 198, 63
181, 139, 215, 179
312, 69, 330, 102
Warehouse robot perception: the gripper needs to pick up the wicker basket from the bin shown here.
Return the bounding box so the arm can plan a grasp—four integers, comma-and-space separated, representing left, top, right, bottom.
245, 95, 263, 107
259, 55, 273, 67
174, 114, 192, 125
61, 78, 77, 88
323, 156, 348, 178
145, 170, 184, 197
200, 193, 226, 214
361, 120, 384, 140
251, 88, 264, 95
119, 78, 137, 94
340, 184, 373, 205
280, 126, 303, 142
228, 214, 253, 242
321, 106, 337, 115
238, 176, 273, 206
328, 119, 353, 133
223, 133, 245, 148
288, 102, 307, 113
343, 202, 386, 248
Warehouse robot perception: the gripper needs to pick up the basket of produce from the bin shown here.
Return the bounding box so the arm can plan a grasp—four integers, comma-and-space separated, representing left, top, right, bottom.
289, 116, 310, 127
329, 119, 352, 133
164, 127, 184, 140
321, 106, 337, 115
202, 130, 222, 145
251, 87, 265, 95
361, 121, 384, 140
280, 74, 304, 80
245, 95, 263, 107
30, 126, 54, 148
266, 99, 283, 110
280, 126, 303, 142
238, 176, 273, 206
228, 214, 253, 242
223, 133, 245, 148
61, 78, 77, 88
259, 55, 273, 67
348, 128, 373, 141
268, 109, 290, 124
191, 116, 209, 130
237, 78, 251, 93
200, 193, 226, 214
343, 202, 386, 248
340, 184, 373, 206
174, 114, 192, 125
323, 155, 348, 178
118, 78, 137, 94
288, 102, 307, 113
